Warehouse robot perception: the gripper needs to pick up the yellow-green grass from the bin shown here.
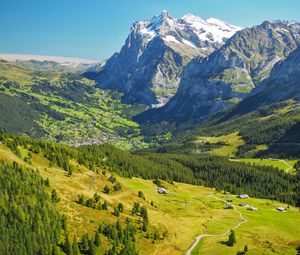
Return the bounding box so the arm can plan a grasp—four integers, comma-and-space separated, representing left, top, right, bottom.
0, 143, 237, 254
243, 144, 269, 156
234, 158, 298, 173
0, 62, 33, 85
0, 143, 299, 255
197, 132, 245, 157
192, 194, 300, 255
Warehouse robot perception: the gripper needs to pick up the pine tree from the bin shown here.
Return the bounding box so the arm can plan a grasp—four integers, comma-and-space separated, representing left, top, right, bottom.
138, 191, 145, 200
118, 203, 124, 212
113, 207, 120, 217
72, 236, 81, 255
81, 234, 89, 251
94, 232, 101, 247
227, 230, 236, 246
103, 185, 111, 194
65, 235, 72, 255
88, 239, 97, 255
142, 221, 148, 232
51, 189, 60, 203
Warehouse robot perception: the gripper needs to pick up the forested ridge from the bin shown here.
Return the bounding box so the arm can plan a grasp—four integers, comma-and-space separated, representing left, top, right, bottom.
1, 131, 299, 206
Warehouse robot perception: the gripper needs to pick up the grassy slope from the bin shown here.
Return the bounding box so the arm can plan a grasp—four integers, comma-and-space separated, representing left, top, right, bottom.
233, 158, 297, 173
193, 194, 300, 255
196, 132, 244, 157
0, 143, 299, 255
188, 99, 300, 158
195, 132, 297, 172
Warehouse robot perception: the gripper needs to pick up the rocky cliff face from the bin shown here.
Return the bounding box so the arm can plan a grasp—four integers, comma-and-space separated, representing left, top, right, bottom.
93, 11, 241, 107
138, 21, 300, 122
251, 45, 300, 105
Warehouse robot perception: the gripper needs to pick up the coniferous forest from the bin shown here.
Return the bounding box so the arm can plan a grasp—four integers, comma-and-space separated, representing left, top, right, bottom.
0, 161, 61, 254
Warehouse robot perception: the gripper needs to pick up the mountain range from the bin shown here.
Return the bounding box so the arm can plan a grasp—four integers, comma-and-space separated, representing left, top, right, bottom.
87, 11, 241, 107
1, 11, 300, 156
0, 53, 97, 72
137, 20, 300, 123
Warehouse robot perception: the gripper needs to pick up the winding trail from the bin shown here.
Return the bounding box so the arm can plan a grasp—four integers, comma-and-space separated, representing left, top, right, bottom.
277, 159, 293, 172
185, 195, 248, 255
230, 158, 294, 173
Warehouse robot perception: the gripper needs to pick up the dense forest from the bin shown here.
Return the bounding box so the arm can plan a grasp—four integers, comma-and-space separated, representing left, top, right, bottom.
0, 160, 61, 254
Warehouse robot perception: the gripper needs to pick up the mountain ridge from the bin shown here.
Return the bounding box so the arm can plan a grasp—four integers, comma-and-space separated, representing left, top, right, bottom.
137, 20, 300, 123
90, 11, 241, 107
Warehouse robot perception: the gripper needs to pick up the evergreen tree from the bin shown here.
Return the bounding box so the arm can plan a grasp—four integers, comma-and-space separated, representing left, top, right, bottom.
88, 239, 97, 255
117, 203, 124, 212
228, 230, 237, 246
81, 234, 89, 251
94, 232, 101, 247
138, 191, 145, 200
65, 235, 72, 255
51, 189, 60, 203
102, 201, 108, 210
113, 207, 120, 217
72, 236, 81, 255
103, 185, 111, 194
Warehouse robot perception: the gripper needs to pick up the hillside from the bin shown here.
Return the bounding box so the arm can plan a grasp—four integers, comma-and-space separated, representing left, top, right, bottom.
185, 46, 300, 158
0, 60, 147, 149
0, 132, 299, 254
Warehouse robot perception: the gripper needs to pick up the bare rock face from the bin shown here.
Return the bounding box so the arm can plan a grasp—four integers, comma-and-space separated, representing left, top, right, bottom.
252, 45, 300, 104
92, 11, 241, 107
138, 21, 300, 123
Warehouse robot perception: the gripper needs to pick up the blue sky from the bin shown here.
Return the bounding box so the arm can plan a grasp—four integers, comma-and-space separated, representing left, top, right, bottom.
1, 0, 300, 60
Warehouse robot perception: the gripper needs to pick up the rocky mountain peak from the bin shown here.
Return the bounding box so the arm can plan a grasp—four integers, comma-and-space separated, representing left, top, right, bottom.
91, 11, 242, 107
136, 20, 300, 123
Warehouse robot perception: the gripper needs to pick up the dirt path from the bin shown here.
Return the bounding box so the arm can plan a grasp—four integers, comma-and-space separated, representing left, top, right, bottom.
229, 158, 294, 172
276, 159, 293, 172
185, 195, 248, 255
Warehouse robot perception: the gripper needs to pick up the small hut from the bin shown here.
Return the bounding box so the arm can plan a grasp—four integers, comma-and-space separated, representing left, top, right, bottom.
157, 187, 168, 194
277, 207, 286, 212
238, 194, 249, 199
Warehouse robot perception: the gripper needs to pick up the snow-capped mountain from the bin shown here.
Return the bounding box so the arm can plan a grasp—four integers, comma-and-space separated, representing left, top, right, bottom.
136, 20, 300, 124
136, 10, 241, 55
91, 11, 242, 107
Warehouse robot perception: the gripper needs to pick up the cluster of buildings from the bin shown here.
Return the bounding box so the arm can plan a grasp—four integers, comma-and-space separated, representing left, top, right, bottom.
224, 194, 287, 212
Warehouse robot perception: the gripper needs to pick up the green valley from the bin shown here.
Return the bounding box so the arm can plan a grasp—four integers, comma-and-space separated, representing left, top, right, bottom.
0, 60, 147, 149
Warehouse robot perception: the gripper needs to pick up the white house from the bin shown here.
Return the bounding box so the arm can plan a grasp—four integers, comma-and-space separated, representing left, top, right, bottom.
238, 194, 249, 199
277, 207, 286, 212
224, 202, 233, 209
157, 187, 168, 194
247, 206, 257, 211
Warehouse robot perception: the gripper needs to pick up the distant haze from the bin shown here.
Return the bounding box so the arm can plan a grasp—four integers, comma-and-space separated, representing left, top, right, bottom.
0, 53, 96, 64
